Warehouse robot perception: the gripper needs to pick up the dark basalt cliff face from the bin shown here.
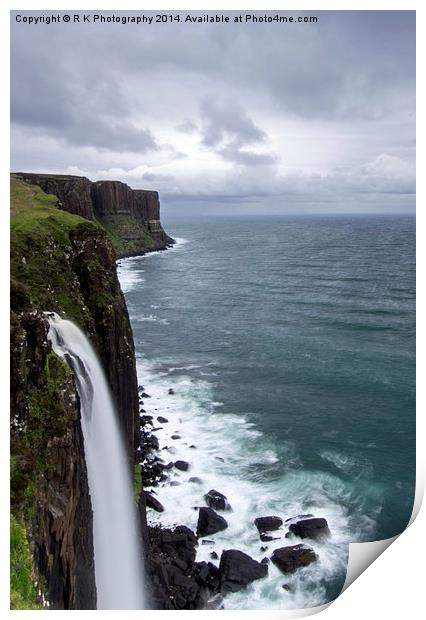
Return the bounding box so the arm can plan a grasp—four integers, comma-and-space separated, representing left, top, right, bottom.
10, 176, 141, 608
16, 173, 174, 257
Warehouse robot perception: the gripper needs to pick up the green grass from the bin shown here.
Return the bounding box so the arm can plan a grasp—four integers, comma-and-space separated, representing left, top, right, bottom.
97, 213, 156, 255
133, 464, 142, 501
10, 176, 106, 323
10, 514, 43, 609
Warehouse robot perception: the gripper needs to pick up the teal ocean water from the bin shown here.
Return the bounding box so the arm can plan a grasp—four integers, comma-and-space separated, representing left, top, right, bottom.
118, 215, 415, 609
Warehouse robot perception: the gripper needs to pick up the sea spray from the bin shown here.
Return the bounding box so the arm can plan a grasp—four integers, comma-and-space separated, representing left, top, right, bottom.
47, 313, 145, 610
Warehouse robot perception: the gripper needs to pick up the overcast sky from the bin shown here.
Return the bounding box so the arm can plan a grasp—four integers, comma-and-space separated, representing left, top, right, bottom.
11, 10, 415, 215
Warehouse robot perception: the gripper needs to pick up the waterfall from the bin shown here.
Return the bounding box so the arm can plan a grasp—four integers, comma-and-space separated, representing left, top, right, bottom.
47, 313, 145, 610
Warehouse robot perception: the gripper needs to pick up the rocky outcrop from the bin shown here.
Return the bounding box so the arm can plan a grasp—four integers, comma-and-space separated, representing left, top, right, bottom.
288, 517, 330, 540
254, 516, 283, 533
271, 545, 318, 574
16, 173, 94, 219
15, 173, 174, 257
219, 550, 268, 594
196, 507, 228, 538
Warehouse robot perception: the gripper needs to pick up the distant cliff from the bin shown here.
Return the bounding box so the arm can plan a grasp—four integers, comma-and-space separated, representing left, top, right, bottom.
15, 173, 174, 257
10, 176, 142, 608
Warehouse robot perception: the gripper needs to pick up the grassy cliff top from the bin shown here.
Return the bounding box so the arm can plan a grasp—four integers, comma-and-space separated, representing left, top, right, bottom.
11, 175, 106, 322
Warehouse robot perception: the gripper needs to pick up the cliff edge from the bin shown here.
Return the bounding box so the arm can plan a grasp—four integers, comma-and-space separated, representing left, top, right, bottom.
15, 173, 175, 257
10, 176, 142, 608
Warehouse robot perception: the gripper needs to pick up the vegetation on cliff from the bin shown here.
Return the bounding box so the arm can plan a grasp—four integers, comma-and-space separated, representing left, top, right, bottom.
10, 175, 140, 608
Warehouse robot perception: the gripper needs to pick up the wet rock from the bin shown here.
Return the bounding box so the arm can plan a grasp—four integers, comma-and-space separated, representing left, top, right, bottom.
271, 544, 318, 574
219, 549, 268, 593
164, 462, 174, 470
260, 533, 280, 542
261, 557, 269, 565
282, 583, 295, 593
254, 516, 283, 533
157, 416, 169, 423
170, 481, 181, 486
171, 434, 181, 440
210, 551, 219, 560
196, 507, 228, 537
205, 593, 224, 610
204, 489, 231, 511
168, 388, 175, 395
189, 445, 197, 449
143, 491, 165, 512
285, 514, 314, 524
174, 460, 190, 471
201, 539, 216, 545
260, 545, 268, 552
189, 477, 202, 484
215, 456, 224, 462
288, 517, 330, 540
141, 392, 151, 398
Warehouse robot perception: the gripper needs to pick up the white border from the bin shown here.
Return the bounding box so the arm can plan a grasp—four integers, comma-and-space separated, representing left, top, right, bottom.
2, 2, 423, 619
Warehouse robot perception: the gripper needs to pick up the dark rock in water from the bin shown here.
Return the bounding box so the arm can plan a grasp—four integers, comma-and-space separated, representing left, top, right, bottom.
260, 545, 268, 552
260, 533, 280, 542
175, 460, 190, 471
219, 549, 268, 593
214, 456, 224, 462
201, 539, 216, 545
143, 491, 165, 512
164, 461, 174, 470
168, 388, 175, 395
171, 434, 181, 440
289, 517, 330, 540
141, 392, 151, 398
254, 516, 283, 533
170, 481, 181, 486
138, 385, 145, 393
271, 544, 317, 574
189, 445, 197, 449
282, 583, 295, 593
196, 507, 228, 537
261, 557, 269, 565
285, 514, 314, 524
189, 477, 202, 484
210, 551, 219, 560
157, 416, 169, 423
204, 489, 231, 511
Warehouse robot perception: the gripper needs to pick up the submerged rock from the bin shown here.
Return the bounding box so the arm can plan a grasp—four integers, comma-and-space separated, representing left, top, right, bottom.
271, 544, 317, 574
288, 517, 330, 540
188, 477, 203, 484
204, 489, 231, 511
219, 549, 268, 593
168, 388, 175, 395
157, 416, 169, 423
174, 460, 190, 471
196, 507, 228, 537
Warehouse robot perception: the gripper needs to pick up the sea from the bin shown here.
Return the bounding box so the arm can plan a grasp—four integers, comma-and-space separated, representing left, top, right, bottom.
117, 214, 415, 610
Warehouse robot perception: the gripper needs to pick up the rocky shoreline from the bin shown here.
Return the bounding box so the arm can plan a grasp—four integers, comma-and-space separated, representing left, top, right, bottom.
136, 386, 331, 610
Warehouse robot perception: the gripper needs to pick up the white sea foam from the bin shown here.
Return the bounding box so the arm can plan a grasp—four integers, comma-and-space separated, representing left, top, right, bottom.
118, 251, 381, 610
135, 355, 364, 610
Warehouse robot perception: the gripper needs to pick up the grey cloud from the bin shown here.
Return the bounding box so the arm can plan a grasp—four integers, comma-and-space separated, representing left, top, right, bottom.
176, 119, 198, 133
199, 99, 277, 166
200, 99, 266, 147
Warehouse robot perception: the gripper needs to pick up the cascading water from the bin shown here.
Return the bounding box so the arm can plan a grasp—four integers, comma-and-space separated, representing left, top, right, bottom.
47, 313, 145, 610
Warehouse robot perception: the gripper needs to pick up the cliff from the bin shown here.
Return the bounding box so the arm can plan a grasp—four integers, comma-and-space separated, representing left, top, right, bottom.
15, 172, 175, 258
10, 176, 141, 608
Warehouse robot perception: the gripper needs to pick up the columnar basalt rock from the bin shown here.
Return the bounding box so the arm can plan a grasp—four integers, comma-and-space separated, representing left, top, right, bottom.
15, 173, 174, 257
